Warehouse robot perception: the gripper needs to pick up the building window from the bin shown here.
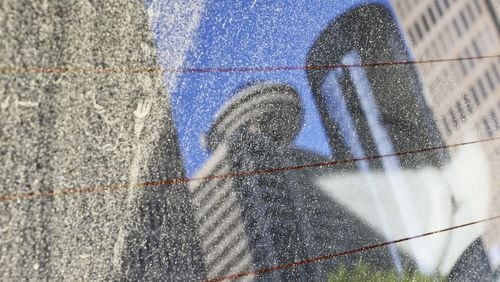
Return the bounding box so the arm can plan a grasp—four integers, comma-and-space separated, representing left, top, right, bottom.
459, 59, 468, 76
443, 117, 452, 135
456, 100, 466, 121
492, 63, 500, 81
472, 40, 481, 56
415, 22, 424, 41
460, 10, 469, 30
483, 118, 493, 137
477, 78, 488, 99
427, 6, 437, 24
490, 110, 499, 130
470, 86, 480, 106
473, 0, 482, 14
421, 14, 430, 33
442, 0, 450, 10
435, 0, 443, 16
465, 48, 474, 68
466, 3, 475, 22
453, 18, 462, 38
407, 28, 417, 44
463, 93, 473, 113
449, 108, 459, 127
485, 70, 495, 91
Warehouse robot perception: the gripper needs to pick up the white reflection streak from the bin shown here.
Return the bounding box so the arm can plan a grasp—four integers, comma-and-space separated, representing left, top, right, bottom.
133, 98, 153, 139
111, 0, 207, 273
342, 51, 428, 272
322, 70, 403, 273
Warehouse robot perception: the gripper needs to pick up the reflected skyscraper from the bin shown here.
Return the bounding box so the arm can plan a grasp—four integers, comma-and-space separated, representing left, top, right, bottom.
391, 0, 500, 275
391, 0, 499, 142
189, 83, 396, 280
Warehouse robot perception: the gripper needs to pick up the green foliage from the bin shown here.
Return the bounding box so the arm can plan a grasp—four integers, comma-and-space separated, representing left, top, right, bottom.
328, 264, 442, 282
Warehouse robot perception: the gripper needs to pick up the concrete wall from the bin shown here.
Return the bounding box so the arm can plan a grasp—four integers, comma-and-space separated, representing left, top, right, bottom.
0, 1, 203, 280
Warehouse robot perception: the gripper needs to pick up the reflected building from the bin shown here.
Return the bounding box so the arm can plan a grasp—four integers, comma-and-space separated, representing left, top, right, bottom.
391, 0, 500, 275
189, 4, 453, 279
189, 83, 398, 280
391, 0, 499, 142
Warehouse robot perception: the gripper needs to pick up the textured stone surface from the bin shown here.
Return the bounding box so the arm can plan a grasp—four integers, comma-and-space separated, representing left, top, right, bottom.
0, 1, 204, 280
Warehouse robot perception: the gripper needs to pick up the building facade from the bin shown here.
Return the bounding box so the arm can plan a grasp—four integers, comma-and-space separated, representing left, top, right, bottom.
391, 0, 500, 272
391, 0, 499, 142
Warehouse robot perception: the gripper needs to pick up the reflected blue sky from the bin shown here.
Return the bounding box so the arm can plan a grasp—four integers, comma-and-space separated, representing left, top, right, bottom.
148, 0, 392, 176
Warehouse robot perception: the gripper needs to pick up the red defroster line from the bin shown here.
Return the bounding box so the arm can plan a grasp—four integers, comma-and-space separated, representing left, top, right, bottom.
0, 55, 498, 75
206, 215, 500, 282
0, 136, 498, 202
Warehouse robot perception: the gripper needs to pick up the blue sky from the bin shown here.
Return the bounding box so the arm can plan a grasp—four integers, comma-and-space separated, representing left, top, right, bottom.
148, 0, 393, 176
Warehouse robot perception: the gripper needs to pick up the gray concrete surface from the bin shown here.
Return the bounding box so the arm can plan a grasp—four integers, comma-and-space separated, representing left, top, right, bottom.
0, 1, 204, 280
